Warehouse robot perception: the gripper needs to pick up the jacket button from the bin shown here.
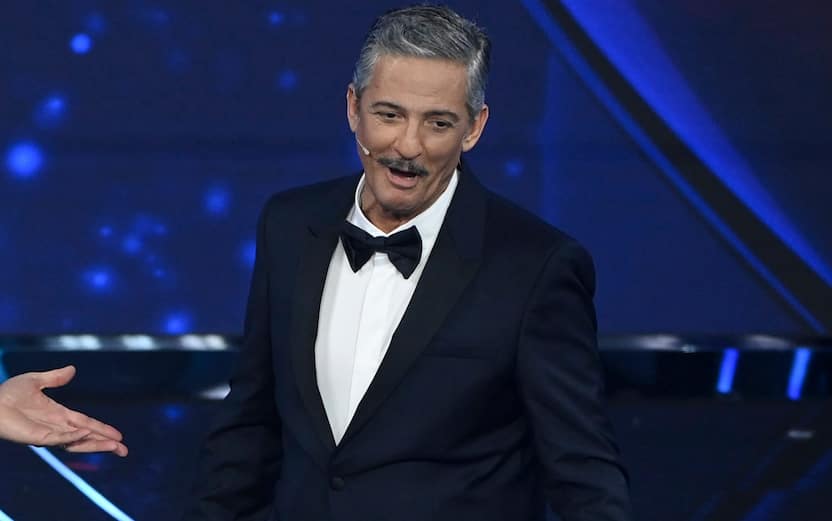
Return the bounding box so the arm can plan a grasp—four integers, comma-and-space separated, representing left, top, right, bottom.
330, 476, 345, 491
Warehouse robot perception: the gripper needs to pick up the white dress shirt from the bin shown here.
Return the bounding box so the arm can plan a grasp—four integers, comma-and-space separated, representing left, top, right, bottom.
315, 170, 459, 444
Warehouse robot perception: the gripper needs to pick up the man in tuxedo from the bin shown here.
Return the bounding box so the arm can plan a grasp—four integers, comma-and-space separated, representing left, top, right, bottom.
186, 5, 631, 520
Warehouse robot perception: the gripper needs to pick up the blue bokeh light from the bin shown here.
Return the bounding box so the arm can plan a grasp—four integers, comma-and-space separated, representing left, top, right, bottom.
163, 311, 192, 334
5, 141, 44, 179
121, 235, 143, 255
267, 11, 285, 26
98, 225, 114, 238
34, 94, 68, 128
83, 267, 115, 293
70, 33, 93, 54
203, 186, 231, 215
240, 239, 256, 269
504, 159, 525, 178
162, 404, 185, 422
84, 12, 107, 34
277, 69, 298, 91
133, 214, 168, 236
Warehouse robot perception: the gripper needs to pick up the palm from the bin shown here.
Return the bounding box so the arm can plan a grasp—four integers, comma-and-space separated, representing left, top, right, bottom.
0, 366, 128, 456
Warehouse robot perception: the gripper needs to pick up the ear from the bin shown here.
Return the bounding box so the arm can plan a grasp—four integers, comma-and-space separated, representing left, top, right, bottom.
346, 84, 360, 132
461, 104, 489, 153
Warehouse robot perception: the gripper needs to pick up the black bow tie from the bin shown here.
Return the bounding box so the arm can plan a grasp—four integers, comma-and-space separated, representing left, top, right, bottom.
340, 221, 422, 279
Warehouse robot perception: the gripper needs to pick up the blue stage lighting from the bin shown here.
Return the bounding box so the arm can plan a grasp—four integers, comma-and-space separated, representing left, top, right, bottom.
83, 267, 114, 293
268, 11, 285, 26
203, 186, 230, 215
163, 312, 192, 334
133, 214, 167, 236
240, 239, 256, 269
98, 225, 114, 238
34, 94, 68, 128
70, 33, 93, 54
277, 70, 298, 91
716, 348, 739, 394
504, 159, 525, 178
121, 235, 143, 255
522, 0, 830, 329
162, 404, 185, 422
29, 446, 134, 521
5, 141, 44, 178
84, 12, 107, 34
787, 347, 812, 400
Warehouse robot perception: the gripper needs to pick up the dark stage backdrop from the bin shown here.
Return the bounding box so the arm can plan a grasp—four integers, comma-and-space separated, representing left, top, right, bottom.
1, 1, 830, 334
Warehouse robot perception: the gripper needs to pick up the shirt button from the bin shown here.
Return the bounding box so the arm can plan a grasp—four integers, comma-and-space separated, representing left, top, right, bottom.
330, 476, 345, 491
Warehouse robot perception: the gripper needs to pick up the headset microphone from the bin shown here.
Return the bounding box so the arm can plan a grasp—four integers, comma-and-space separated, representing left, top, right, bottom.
355, 136, 372, 157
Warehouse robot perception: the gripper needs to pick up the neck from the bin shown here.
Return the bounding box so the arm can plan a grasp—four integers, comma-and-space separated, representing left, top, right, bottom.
360, 176, 453, 233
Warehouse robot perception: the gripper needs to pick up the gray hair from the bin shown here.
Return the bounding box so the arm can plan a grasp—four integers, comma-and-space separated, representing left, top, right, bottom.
351, 5, 491, 121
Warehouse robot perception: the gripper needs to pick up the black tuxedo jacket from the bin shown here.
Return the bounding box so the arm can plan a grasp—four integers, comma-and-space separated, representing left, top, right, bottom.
185, 168, 631, 521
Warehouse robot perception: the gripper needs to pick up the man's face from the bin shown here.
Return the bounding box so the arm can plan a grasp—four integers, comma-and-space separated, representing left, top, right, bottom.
347, 54, 488, 231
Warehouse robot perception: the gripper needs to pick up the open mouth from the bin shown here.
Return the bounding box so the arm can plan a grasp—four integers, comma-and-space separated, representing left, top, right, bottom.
386, 167, 422, 188
390, 168, 420, 178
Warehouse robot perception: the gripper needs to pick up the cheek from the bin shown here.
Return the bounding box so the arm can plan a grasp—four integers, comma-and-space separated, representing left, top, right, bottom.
424, 138, 463, 166
361, 120, 398, 149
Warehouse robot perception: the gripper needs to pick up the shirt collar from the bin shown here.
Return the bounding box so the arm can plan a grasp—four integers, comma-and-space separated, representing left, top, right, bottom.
348, 169, 459, 245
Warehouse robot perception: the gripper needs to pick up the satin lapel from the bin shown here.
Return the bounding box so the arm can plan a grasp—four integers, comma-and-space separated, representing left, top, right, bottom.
338, 167, 487, 447
289, 179, 357, 455
290, 228, 339, 454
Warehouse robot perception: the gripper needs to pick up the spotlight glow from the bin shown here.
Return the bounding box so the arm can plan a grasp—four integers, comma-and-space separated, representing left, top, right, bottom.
5, 141, 44, 178
240, 239, 256, 269
277, 69, 298, 91
267, 11, 285, 26
83, 267, 115, 293
70, 33, 93, 54
716, 348, 739, 394
34, 94, 68, 127
504, 159, 524, 177
163, 312, 192, 334
203, 186, 230, 215
787, 347, 812, 400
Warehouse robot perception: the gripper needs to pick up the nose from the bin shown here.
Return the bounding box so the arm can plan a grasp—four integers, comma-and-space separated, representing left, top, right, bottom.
392, 120, 423, 160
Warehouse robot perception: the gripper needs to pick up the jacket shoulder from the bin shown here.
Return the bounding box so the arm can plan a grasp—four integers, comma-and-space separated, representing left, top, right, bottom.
483, 189, 588, 258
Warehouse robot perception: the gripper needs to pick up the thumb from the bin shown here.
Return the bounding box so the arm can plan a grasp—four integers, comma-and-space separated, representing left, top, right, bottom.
35, 365, 77, 390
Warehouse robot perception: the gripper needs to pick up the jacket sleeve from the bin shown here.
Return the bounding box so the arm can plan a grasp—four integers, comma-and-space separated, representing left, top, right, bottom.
516, 239, 632, 521
184, 203, 282, 521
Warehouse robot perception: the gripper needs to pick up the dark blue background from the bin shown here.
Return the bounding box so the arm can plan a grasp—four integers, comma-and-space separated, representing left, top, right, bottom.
1, 1, 830, 334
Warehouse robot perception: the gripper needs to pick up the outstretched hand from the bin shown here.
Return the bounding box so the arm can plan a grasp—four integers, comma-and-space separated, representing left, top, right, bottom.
0, 365, 128, 456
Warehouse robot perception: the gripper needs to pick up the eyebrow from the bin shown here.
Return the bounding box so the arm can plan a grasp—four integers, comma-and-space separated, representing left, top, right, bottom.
370, 101, 461, 123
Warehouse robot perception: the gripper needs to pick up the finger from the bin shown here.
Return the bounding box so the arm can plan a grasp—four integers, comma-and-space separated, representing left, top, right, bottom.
33, 365, 77, 390
38, 429, 91, 447
65, 438, 129, 457
67, 411, 123, 441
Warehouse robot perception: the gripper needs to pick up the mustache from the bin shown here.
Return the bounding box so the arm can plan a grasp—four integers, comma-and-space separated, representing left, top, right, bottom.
377, 156, 429, 177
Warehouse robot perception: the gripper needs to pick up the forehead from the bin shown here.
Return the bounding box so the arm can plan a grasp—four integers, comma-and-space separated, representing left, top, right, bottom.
363, 55, 468, 112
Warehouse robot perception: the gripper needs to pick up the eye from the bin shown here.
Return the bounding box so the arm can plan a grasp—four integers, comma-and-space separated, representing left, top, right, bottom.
375, 111, 400, 121
429, 119, 454, 131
